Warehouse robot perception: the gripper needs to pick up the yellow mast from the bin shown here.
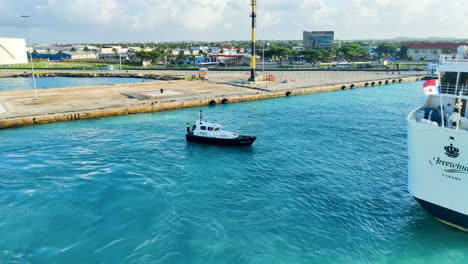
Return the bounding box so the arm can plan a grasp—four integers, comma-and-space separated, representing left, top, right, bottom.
249, 0, 257, 82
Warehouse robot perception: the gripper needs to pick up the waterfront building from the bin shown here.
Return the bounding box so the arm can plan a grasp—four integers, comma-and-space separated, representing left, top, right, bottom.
209, 54, 252, 66
407, 43, 468, 61
32, 52, 97, 60
181, 55, 213, 65
303, 31, 334, 49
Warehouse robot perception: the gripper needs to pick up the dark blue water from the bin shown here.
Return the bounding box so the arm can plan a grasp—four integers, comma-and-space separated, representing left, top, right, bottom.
1, 82, 467, 264
0, 77, 155, 91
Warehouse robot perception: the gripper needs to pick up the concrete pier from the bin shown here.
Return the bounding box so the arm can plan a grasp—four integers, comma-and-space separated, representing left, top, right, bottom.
0, 71, 423, 129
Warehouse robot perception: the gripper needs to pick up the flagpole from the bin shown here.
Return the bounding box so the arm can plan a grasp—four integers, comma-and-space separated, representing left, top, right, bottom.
438, 71, 444, 128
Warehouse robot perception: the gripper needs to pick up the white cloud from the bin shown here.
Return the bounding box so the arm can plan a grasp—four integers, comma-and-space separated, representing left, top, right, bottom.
0, 0, 467, 42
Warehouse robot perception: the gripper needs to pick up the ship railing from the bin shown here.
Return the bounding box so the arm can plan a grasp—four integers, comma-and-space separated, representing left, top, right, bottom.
439, 55, 468, 65
440, 84, 468, 96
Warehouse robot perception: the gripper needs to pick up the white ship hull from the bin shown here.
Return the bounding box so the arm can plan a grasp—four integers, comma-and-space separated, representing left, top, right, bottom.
408, 113, 468, 231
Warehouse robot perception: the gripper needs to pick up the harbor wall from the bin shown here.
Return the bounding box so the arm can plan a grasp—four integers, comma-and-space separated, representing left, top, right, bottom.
0, 76, 421, 129
0, 72, 182, 80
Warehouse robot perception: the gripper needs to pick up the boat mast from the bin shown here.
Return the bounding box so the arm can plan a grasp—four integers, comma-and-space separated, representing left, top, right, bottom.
437, 70, 445, 128
199, 110, 202, 122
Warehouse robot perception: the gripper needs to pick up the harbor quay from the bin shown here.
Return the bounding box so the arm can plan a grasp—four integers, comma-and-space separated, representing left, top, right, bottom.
0, 70, 423, 129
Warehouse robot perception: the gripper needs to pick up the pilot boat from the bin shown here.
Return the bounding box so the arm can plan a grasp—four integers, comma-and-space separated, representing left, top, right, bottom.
407, 45, 468, 231
186, 111, 256, 146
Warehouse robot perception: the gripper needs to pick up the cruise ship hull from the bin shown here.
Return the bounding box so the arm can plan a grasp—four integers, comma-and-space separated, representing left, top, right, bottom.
408, 118, 468, 231
414, 197, 468, 231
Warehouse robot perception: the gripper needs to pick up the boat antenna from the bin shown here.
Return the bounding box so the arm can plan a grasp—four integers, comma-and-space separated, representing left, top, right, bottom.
199, 110, 202, 122
456, 91, 463, 130
437, 71, 444, 128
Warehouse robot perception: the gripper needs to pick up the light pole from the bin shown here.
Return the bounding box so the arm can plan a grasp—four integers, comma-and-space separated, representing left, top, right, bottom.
262, 40, 265, 73
262, 42, 269, 73
21, 15, 38, 100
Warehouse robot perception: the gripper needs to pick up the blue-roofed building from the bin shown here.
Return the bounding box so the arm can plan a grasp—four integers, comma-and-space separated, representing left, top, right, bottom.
31, 53, 71, 60
31, 52, 96, 61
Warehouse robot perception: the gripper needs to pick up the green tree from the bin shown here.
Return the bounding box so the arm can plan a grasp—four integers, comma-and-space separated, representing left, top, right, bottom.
112, 48, 118, 54
176, 51, 186, 64
299, 49, 323, 63
397, 44, 408, 59
83, 46, 89, 52
264, 45, 291, 65
70, 47, 76, 52
136, 51, 151, 62
46, 48, 51, 53
324, 44, 339, 62
375, 43, 397, 57
339, 43, 369, 61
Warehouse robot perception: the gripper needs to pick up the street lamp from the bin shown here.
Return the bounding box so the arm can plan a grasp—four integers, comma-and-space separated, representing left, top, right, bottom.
262, 42, 270, 73
21, 15, 38, 100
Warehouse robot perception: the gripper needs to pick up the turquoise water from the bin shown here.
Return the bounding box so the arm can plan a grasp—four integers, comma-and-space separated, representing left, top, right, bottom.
1, 82, 468, 264
0, 77, 155, 91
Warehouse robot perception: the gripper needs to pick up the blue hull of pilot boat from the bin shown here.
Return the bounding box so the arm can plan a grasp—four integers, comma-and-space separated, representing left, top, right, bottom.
186, 133, 256, 146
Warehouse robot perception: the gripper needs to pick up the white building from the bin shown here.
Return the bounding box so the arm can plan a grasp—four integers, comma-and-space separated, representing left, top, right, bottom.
407, 43, 468, 61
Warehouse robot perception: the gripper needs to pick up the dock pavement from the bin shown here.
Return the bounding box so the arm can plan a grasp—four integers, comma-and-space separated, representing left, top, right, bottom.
0, 70, 424, 129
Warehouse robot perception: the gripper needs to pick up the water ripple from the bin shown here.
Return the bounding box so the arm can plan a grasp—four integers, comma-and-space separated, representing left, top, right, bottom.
1, 82, 468, 263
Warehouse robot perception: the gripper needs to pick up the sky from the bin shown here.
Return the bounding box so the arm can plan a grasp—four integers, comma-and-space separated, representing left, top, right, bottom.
0, 0, 467, 44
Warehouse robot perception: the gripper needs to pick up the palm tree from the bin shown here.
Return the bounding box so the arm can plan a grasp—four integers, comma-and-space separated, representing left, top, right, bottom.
176, 51, 186, 64
191, 54, 197, 65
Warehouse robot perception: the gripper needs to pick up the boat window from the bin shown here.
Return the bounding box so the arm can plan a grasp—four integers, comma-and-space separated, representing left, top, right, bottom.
200, 126, 206, 130
208, 127, 213, 131
214, 128, 220, 131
